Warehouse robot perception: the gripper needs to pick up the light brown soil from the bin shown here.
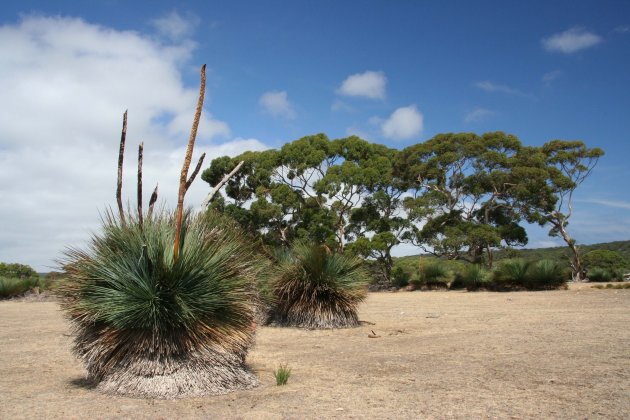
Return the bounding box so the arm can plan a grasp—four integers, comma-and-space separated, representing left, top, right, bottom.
1, 284, 629, 419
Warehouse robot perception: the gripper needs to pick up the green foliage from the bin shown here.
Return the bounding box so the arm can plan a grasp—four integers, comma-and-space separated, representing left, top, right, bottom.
273, 363, 292, 386
583, 250, 629, 274
0, 276, 42, 298
0, 262, 38, 278
391, 266, 410, 288
586, 267, 614, 282
456, 265, 492, 291
410, 262, 452, 289
0, 262, 47, 298
494, 259, 531, 287
525, 259, 566, 289
266, 241, 370, 329
57, 210, 264, 386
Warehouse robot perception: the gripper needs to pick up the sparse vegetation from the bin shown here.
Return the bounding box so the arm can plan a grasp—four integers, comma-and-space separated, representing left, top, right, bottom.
524, 259, 566, 290
273, 363, 292, 386
410, 262, 451, 289
457, 264, 492, 291
592, 283, 630, 289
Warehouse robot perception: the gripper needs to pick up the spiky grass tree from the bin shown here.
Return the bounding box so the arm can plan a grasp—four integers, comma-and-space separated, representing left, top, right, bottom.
267, 242, 370, 329
57, 210, 263, 398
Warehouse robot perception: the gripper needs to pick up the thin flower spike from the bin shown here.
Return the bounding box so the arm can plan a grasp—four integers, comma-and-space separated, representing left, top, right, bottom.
116, 111, 128, 224
173, 64, 206, 261
137, 142, 144, 227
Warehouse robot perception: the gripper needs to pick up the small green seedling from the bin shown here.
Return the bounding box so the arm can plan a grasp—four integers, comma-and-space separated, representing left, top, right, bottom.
274, 363, 292, 386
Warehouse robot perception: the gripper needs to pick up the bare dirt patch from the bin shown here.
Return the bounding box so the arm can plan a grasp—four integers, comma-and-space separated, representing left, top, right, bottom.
1, 285, 629, 419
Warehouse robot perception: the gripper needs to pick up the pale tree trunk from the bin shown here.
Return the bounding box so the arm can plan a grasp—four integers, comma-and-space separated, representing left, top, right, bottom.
556, 218, 584, 282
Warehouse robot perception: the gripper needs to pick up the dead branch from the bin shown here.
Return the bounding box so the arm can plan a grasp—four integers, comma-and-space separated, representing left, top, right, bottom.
173, 65, 206, 261
201, 160, 244, 209
137, 142, 144, 226
185, 153, 206, 192
116, 111, 128, 224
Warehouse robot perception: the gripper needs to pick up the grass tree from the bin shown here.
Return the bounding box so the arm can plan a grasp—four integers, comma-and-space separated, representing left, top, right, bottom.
267, 242, 370, 329
57, 65, 262, 398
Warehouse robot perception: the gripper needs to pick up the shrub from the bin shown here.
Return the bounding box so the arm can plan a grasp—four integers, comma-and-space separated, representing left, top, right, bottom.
0, 276, 44, 298
524, 259, 566, 289
586, 267, 613, 282
493, 259, 531, 288
266, 241, 370, 329
0, 262, 38, 278
56, 210, 264, 398
462, 265, 493, 290
391, 266, 410, 288
273, 363, 292, 386
583, 250, 629, 273
410, 262, 451, 289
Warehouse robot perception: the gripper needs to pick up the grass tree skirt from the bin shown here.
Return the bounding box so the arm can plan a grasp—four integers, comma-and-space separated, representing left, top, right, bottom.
266, 242, 370, 329
94, 351, 258, 398
271, 302, 361, 329
58, 211, 265, 398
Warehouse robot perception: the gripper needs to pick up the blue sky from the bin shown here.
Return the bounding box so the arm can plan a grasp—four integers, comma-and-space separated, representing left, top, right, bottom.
1, 1, 629, 270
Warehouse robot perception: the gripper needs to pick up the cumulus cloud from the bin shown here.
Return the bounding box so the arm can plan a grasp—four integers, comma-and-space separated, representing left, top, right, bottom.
464, 107, 495, 123
259, 90, 296, 119
381, 105, 423, 140
337, 70, 387, 99
542, 27, 603, 54
0, 15, 267, 271
150, 10, 200, 40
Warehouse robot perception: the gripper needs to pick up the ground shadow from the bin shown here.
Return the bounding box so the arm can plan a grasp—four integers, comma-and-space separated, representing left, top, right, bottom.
69, 377, 97, 390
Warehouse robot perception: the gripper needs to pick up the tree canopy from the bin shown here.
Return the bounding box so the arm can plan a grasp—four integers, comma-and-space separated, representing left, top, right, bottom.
202, 132, 603, 283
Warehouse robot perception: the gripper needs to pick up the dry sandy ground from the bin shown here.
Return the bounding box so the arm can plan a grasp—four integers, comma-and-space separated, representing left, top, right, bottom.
1, 285, 629, 419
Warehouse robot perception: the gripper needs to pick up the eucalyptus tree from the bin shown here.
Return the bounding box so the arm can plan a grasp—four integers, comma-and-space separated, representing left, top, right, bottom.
398, 132, 539, 267
201, 134, 398, 253
530, 140, 604, 281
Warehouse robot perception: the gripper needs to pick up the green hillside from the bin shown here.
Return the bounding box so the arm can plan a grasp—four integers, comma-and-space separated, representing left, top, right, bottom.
394, 240, 630, 274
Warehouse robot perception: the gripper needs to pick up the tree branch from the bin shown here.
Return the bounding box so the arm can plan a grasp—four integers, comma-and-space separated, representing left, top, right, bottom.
201, 160, 244, 209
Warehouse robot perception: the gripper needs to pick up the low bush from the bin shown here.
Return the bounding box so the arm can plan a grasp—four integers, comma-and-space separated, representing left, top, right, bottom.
587, 267, 614, 282
391, 266, 410, 288
410, 262, 451, 289
0, 276, 43, 298
458, 265, 492, 291
524, 259, 566, 290
493, 259, 531, 287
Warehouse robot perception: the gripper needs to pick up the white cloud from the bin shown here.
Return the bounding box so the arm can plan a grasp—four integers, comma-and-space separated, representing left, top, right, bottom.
345, 126, 371, 140
381, 105, 423, 140
150, 10, 200, 40
474, 81, 532, 98
464, 107, 495, 123
0, 15, 268, 271
337, 70, 387, 99
584, 198, 630, 210
542, 70, 563, 85
614, 25, 630, 34
331, 100, 353, 112
542, 27, 603, 54
258, 90, 296, 119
